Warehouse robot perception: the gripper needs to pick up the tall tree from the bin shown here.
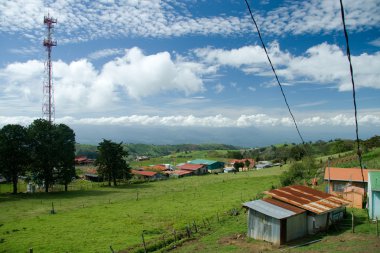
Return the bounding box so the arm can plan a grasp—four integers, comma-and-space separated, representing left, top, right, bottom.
96, 139, 130, 186
28, 119, 55, 192
0, 124, 30, 194
54, 124, 76, 191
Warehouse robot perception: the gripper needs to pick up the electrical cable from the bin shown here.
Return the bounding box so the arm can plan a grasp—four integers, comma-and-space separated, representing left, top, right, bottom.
339, 0, 365, 182
243, 0, 305, 145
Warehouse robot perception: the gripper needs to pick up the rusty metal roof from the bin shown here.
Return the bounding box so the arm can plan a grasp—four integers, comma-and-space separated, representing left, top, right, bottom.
264, 185, 350, 214
243, 199, 305, 219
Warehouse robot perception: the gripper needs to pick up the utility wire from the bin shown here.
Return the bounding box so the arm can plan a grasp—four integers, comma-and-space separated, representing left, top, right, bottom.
243, 0, 305, 145
339, 0, 364, 182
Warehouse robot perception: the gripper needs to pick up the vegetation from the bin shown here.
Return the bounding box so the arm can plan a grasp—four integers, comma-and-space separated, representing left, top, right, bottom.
0, 169, 279, 252
95, 139, 131, 186
0, 124, 30, 194
280, 156, 319, 186
0, 119, 76, 193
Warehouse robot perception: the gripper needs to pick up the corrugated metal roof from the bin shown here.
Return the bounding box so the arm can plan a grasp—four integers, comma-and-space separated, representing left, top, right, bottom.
188, 159, 217, 165
324, 167, 369, 182
131, 170, 157, 177
177, 163, 205, 171
262, 198, 305, 215
264, 185, 350, 215
243, 199, 304, 219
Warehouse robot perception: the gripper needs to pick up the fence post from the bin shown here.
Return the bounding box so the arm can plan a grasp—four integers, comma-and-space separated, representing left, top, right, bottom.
351, 212, 355, 233
173, 229, 177, 242
376, 217, 379, 237
193, 220, 198, 233
217, 212, 220, 223
29, 248, 33, 253
141, 232, 147, 253
109, 245, 114, 253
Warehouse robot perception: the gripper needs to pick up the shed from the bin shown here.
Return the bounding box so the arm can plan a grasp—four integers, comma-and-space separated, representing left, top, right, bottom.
243, 198, 306, 245
368, 171, 380, 220
264, 185, 350, 234
342, 186, 365, 209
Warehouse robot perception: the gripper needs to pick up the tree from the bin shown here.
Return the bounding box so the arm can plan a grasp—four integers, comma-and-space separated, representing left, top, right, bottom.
28, 119, 76, 192
280, 156, 318, 186
54, 124, 76, 191
95, 139, 130, 186
0, 124, 30, 194
233, 162, 244, 172
289, 145, 306, 161
244, 159, 251, 169
28, 119, 56, 192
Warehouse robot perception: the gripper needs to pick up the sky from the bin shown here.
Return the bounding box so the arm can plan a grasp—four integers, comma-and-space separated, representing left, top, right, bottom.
0, 0, 379, 147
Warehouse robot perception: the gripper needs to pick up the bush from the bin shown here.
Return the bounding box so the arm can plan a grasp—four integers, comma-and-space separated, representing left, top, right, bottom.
280, 156, 318, 186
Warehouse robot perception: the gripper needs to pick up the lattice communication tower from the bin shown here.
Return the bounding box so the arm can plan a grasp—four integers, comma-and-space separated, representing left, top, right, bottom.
43, 14, 57, 123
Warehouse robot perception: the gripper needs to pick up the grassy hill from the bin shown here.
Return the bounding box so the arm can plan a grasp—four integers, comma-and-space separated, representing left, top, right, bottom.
0, 168, 282, 252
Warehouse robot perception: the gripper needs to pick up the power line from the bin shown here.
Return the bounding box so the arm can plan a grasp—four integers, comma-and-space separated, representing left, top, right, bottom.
243, 0, 305, 145
339, 0, 364, 182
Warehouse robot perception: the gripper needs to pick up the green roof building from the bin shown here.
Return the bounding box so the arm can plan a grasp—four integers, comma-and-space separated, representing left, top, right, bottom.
188, 159, 225, 173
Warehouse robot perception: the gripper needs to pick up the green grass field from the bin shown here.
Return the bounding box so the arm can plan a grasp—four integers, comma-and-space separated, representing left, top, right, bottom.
0, 168, 283, 252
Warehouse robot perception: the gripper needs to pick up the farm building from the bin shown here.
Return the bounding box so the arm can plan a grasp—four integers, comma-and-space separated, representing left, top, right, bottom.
243, 198, 307, 245
324, 167, 369, 208
166, 170, 193, 178
264, 185, 349, 235
177, 163, 208, 175
368, 171, 380, 220
131, 170, 166, 180
188, 159, 225, 173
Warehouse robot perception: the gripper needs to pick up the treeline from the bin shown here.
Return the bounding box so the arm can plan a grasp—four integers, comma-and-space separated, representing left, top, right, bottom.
229, 135, 380, 163
0, 119, 75, 193
76, 143, 239, 159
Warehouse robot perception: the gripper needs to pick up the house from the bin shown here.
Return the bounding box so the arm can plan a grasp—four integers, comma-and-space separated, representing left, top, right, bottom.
264, 185, 349, 235
243, 198, 307, 245
368, 171, 380, 220
167, 170, 193, 178
131, 170, 166, 180
177, 163, 207, 175
188, 159, 225, 173
229, 159, 255, 171
324, 167, 368, 194
75, 156, 94, 165
342, 186, 365, 209
324, 167, 369, 208
84, 168, 101, 182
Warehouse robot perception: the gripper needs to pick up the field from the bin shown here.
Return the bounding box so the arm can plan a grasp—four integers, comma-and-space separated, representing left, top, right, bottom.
0, 167, 283, 252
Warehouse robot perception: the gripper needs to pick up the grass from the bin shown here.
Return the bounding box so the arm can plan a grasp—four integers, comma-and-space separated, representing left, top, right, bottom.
0, 168, 280, 252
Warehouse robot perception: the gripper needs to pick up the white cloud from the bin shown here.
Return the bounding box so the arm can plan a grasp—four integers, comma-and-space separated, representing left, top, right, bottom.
195, 42, 380, 90
260, 0, 380, 35
214, 83, 224, 94
248, 86, 256, 92
1, 0, 378, 43
87, 48, 123, 60
2, 113, 379, 128
369, 38, 380, 47
0, 47, 205, 114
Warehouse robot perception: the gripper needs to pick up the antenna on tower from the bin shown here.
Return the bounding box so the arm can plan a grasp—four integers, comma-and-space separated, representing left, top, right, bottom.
43, 13, 57, 123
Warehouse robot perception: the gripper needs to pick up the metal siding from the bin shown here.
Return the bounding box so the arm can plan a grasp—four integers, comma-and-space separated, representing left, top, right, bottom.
307, 214, 327, 234
248, 209, 281, 245
286, 213, 307, 242
373, 192, 380, 219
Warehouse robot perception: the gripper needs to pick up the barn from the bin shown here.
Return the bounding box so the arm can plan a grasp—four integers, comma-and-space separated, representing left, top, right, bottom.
243, 198, 307, 245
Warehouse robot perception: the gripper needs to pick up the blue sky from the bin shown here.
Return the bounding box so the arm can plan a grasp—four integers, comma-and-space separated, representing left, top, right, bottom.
0, 0, 379, 147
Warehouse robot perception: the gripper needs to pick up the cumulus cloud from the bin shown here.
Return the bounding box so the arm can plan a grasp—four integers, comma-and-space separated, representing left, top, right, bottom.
0, 47, 205, 113
1, 113, 379, 128
195, 42, 380, 90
